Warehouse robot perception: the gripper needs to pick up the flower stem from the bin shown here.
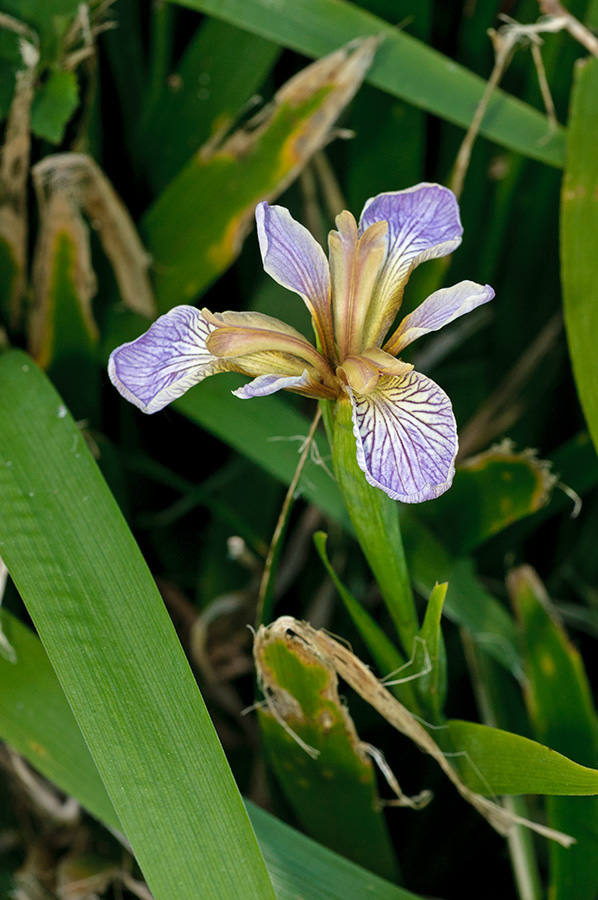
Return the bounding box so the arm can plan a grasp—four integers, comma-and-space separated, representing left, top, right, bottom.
327, 397, 419, 657
256, 406, 322, 627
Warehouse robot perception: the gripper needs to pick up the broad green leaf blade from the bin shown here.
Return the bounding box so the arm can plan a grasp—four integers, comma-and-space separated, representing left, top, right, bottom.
417, 444, 556, 554
509, 566, 598, 900
255, 624, 399, 881
0, 350, 275, 900
143, 18, 280, 189
448, 719, 598, 797
143, 38, 376, 311
0, 609, 419, 900
247, 802, 421, 900
561, 57, 598, 454
169, 0, 565, 167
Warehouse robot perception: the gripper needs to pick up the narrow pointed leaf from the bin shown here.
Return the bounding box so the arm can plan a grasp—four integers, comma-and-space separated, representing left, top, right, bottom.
447, 719, 598, 797
0, 349, 275, 900
0, 608, 421, 900
417, 583, 447, 720
561, 57, 598, 455
510, 566, 598, 900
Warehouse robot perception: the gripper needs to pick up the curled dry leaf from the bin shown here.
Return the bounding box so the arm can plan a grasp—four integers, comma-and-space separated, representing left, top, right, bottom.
255, 614, 429, 809
29, 186, 98, 366
32, 153, 155, 320
255, 616, 575, 847
0, 57, 36, 328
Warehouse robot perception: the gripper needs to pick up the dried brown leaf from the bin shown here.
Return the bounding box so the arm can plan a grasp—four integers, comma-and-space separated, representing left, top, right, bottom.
32, 153, 155, 318
256, 616, 575, 846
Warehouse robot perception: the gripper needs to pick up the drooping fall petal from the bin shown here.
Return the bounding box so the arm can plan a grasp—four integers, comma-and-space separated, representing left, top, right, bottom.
358, 184, 463, 347
348, 370, 458, 503
108, 306, 227, 413
384, 281, 495, 356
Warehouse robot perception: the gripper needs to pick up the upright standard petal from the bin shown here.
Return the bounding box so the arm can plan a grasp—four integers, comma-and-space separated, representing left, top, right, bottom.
348, 370, 458, 503
384, 281, 495, 356
256, 201, 335, 356
108, 306, 224, 413
358, 184, 463, 348
328, 211, 388, 359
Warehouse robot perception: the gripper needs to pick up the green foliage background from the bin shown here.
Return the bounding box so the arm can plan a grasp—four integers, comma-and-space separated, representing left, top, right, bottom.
1, 1, 598, 898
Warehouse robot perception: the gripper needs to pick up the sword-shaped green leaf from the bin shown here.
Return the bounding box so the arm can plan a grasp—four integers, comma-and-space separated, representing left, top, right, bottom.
509, 566, 598, 900
0, 608, 424, 900
0, 349, 275, 900
561, 57, 598, 455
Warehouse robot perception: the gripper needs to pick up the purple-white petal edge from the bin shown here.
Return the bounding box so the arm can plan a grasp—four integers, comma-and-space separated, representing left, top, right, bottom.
388, 281, 495, 354
255, 201, 331, 319
348, 370, 458, 503
108, 305, 217, 414
232, 370, 312, 399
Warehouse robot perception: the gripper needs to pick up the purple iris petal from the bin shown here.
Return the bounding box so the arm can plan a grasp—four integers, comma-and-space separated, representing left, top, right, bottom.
349, 370, 458, 503
387, 281, 495, 355
359, 184, 463, 309
108, 306, 220, 413
256, 202, 332, 332
232, 371, 312, 399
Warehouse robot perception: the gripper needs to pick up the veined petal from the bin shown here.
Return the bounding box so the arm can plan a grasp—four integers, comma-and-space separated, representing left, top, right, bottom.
256, 201, 334, 356
108, 306, 226, 414
233, 370, 314, 399
358, 184, 463, 347
384, 281, 495, 356
348, 370, 458, 503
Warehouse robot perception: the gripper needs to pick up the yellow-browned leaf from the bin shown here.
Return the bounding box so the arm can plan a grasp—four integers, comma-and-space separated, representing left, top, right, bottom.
0, 53, 36, 329
143, 37, 379, 311
254, 619, 402, 881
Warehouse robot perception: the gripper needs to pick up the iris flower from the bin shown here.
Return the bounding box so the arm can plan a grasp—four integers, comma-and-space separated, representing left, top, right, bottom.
109, 183, 494, 503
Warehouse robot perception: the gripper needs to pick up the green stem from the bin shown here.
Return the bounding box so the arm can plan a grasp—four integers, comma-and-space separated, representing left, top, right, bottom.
325, 397, 418, 657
